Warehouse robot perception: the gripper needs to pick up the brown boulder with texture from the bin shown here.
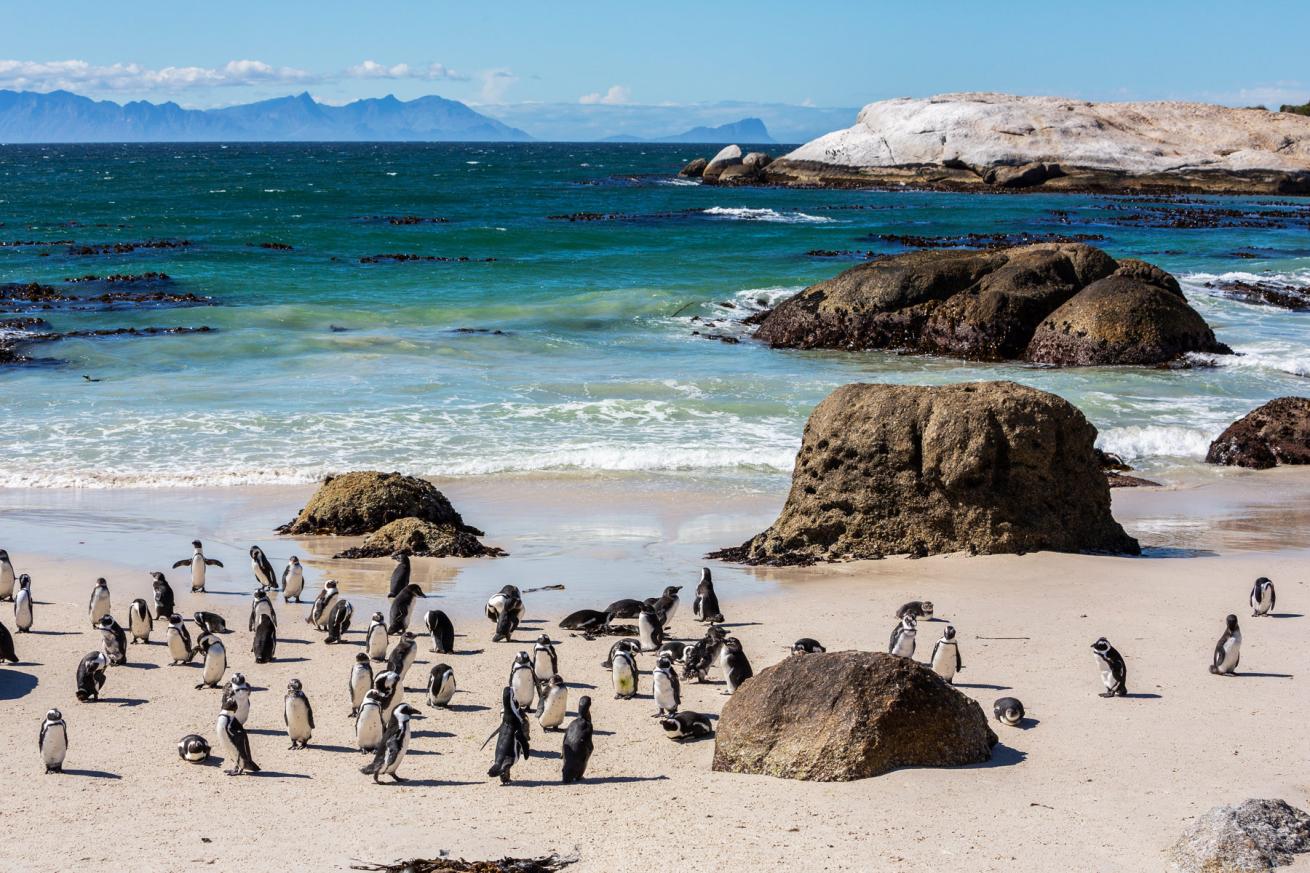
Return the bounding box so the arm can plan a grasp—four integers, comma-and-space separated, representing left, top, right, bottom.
277, 471, 485, 536
332, 517, 505, 559
1206, 397, 1310, 469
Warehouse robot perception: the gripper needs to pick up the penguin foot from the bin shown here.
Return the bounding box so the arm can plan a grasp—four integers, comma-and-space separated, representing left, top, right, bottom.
1099, 692, 1114, 698
391, 774, 406, 783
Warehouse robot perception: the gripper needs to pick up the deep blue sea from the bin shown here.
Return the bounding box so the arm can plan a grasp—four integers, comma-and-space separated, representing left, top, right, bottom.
1, 142, 1309, 489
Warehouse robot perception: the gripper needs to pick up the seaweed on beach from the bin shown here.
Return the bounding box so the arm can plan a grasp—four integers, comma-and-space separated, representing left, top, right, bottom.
350, 854, 575, 873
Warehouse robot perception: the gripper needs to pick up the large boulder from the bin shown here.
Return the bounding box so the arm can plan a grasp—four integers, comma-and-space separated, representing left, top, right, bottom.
712, 651, 997, 781
711, 381, 1139, 564
751, 243, 1227, 367
1167, 799, 1310, 873
333, 517, 505, 560
277, 471, 484, 537
701, 144, 743, 182
678, 157, 708, 178
1206, 397, 1310, 469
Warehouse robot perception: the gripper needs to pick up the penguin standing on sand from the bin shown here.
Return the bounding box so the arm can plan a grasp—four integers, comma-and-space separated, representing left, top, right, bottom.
223, 673, 252, 724
325, 598, 354, 644
75, 651, 108, 701
252, 613, 277, 664
388, 584, 424, 635
284, 679, 315, 749
652, 654, 681, 716
216, 698, 259, 776
533, 634, 558, 679
693, 567, 723, 623
173, 541, 223, 593
612, 648, 638, 699
14, 575, 34, 632
720, 637, 753, 694
0, 619, 17, 664
889, 615, 917, 659
39, 709, 67, 773
1250, 577, 1276, 617
362, 703, 422, 783
536, 674, 568, 731
603, 638, 640, 669
349, 653, 374, 717
385, 632, 418, 684
0, 549, 15, 601
355, 689, 385, 753
195, 633, 227, 689
281, 556, 304, 603
366, 612, 388, 661
1211, 614, 1242, 675
127, 598, 152, 644
166, 614, 196, 665
88, 578, 111, 627
486, 687, 530, 785
193, 611, 228, 635
424, 609, 454, 654
929, 625, 963, 683
486, 585, 525, 624
561, 695, 593, 783
492, 606, 520, 643
250, 546, 277, 591
509, 651, 537, 709
387, 551, 411, 599
97, 614, 128, 666
792, 638, 825, 655
373, 671, 402, 721
308, 581, 339, 631
249, 589, 276, 631
178, 735, 211, 763
151, 572, 175, 621
649, 586, 682, 626
1091, 637, 1128, 697
993, 697, 1026, 726
660, 711, 713, 741
427, 663, 456, 708
638, 603, 664, 652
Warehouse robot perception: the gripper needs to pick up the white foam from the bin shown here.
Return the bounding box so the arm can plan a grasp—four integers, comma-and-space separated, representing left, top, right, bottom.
1180, 269, 1310, 289
701, 206, 832, 224
1097, 425, 1218, 461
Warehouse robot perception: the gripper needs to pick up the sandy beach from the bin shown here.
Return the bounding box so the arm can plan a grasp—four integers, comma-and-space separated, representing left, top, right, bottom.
1, 471, 1309, 872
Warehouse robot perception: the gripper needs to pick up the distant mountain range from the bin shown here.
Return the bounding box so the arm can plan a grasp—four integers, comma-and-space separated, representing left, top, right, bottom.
603, 117, 774, 144
0, 90, 530, 142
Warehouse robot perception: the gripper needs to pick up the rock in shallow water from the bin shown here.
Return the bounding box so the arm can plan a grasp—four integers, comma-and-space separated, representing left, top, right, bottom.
1167, 799, 1310, 873
332, 517, 505, 559
277, 471, 486, 537
1206, 397, 1310, 469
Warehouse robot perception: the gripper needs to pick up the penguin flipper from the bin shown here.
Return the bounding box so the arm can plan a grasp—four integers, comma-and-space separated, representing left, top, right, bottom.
172, 559, 189, 569
207, 559, 224, 567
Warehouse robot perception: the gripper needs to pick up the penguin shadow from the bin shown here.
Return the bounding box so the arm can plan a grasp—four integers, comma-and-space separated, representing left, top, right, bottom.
1006, 717, 1040, 730
531, 748, 563, 760
963, 744, 1027, 769
271, 657, 311, 664
1230, 671, 1295, 679
121, 662, 160, 670
451, 649, 484, 656
1120, 692, 1163, 700
278, 638, 313, 645
953, 682, 1010, 691
308, 743, 363, 754
590, 729, 617, 737
0, 669, 38, 700
248, 770, 312, 780
444, 702, 490, 713
386, 778, 480, 787
516, 774, 669, 787
564, 681, 596, 690
715, 621, 762, 628
1268, 613, 1303, 619
28, 630, 80, 636
245, 728, 284, 737
60, 768, 122, 780
101, 697, 148, 708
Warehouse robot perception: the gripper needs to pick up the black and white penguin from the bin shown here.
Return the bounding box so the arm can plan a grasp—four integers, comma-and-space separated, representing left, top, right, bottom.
652, 654, 681, 716
325, 598, 354, 644
533, 634, 558, 679
387, 551, 411, 599
127, 598, 152, 644
97, 614, 128, 666
649, 585, 681, 625
929, 625, 963, 683
14, 574, 34, 632
150, 572, 175, 621
993, 697, 1026, 727
195, 632, 227, 689
365, 611, 389, 661
558, 609, 608, 632
173, 540, 223, 593
424, 608, 454, 654
40, 709, 67, 773
88, 577, 111, 627
560, 695, 593, 783
492, 604, 520, 643
177, 734, 211, 764
355, 689, 385, 753
165, 614, 196, 665
308, 580, 339, 631
659, 710, 713, 741
251, 613, 277, 664
611, 648, 638, 699
373, 670, 402, 721
720, 637, 753, 694
250, 545, 277, 590
1211, 614, 1242, 675
427, 662, 456, 708
693, 567, 723, 623
223, 673, 252, 724
536, 673, 568, 731
193, 611, 228, 635
1250, 577, 1276, 617
509, 651, 537, 709
682, 625, 727, 683
249, 589, 277, 631
385, 632, 418, 684
362, 703, 422, 783
1090, 637, 1128, 697
889, 615, 917, 659
658, 640, 688, 663
75, 651, 108, 701
638, 603, 664, 652
0, 549, 15, 602
604, 599, 644, 621
281, 556, 304, 603
0, 619, 16, 664
602, 638, 640, 669
216, 698, 259, 775
791, 638, 825, 655
387, 583, 424, 635
486, 687, 530, 785
283, 678, 315, 749
486, 585, 525, 624
897, 600, 935, 620
349, 653, 374, 717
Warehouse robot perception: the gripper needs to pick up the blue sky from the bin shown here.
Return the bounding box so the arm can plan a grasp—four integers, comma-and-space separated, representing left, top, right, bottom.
1, 0, 1305, 112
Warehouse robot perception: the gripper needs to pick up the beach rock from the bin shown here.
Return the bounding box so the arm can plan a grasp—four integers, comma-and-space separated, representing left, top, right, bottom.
712, 651, 997, 781
702, 144, 743, 182
1205, 397, 1310, 469
678, 158, 708, 178
710, 381, 1139, 564
332, 517, 505, 560
1203, 279, 1310, 311
742, 151, 773, 171
277, 471, 486, 536
762, 93, 1310, 194
1167, 799, 1310, 873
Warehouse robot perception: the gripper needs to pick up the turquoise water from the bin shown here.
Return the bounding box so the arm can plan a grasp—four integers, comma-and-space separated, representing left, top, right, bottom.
1, 142, 1309, 488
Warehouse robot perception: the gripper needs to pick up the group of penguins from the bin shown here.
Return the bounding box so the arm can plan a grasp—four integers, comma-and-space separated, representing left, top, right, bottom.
0, 542, 1282, 783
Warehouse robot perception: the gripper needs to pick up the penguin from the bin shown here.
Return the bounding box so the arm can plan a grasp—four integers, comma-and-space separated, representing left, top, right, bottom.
683, 626, 727, 683
658, 640, 688, 663
0, 549, 14, 601
250, 545, 277, 590
889, 615, 917, 659
387, 551, 411, 599
929, 625, 963, 683
355, 689, 385, 753
325, 598, 354, 644
1091, 637, 1128, 697
166, 614, 196, 664
486, 585, 525, 623
373, 670, 402, 721
533, 634, 558, 678
150, 572, 175, 621
424, 608, 454, 654
604, 598, 644, 621
611, 648, 638, 699
283, 678, 315, 749
1211, 614, 1242, 676
637, 603, 664, 652
193, 610, 228, 635
0, 619, 16, 664
492, 606, 520, 643
385, 632, 418, 684
216, 698, 259, 775
791, 638, 826, 655
177, 734, 211, 763
173, 540, 223, 593
249, 589, 276, 632
1250, 577, 1276, 617
993, 697, 1026, 727
39, 709, 68, 773
387, 583, 424, 635
720, 637, 753, 694
97, 614, 128, 666
13, 574, 33, 632
659, 710, 714, 741
427, 662, 456, 708
281, 556, 304, 603
222, 673, 252, 724
251, 613, 277, 664
362, 703, 422, 783
897, 600, 935, 620
558, 609, 609, 632
366, 611, 388, 661
349, 653, 374, 717
75, 651, 108, 701
195, 633, 227, 689
652, 654, 681, 716
560, 695, 593, 783
536, 673, 568, 731
308, 580, 339, 631
509, 651, 537, 708
650, 585, 681, 625
87, 577, 111, 627
127, 598, 152, 644
693, 567, 723, 623
486, 687, 530, 785
602, 638, 640, 669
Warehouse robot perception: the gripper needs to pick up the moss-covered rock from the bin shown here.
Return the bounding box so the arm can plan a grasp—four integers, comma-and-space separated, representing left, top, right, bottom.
278, 471, 483, 536
333, 517, 505, 559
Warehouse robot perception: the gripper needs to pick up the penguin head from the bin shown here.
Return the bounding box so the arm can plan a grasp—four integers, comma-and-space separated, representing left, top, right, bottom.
287, 678, 303, 693
168, 613, 184, 626
724, 637, 743, 652
706, 624, 727, 641
191, 540, 202, 549
253, 589, 267, 601
364, 688, 384, 704
547, 673, 564, 689
0, 550, 8, 561
150, 571, 165, 583
699, 567, 711, 584
901, 615, 917, 631
96, 614, 114, 630
1090, 637, 1112, 655
1226, 614, 1239, 632
95, 577, 108, 589
325, 579, 339, 591
46, 708, 62, 723
249, 546, 262, 558
921, 601, 935, 617
664, 586, 682, 597
18, 574, 30, 589
289, 556, 300, 566
514, 651, 531, 666
221, 697, 238, 714
942, 625, 956, 641
394, 703, 422, 721
657, 655, 673, 671
355, 652, 370, 664
536, 634, 551, 647
406, 583, 425, 597
230, 672, 247, 688
659, 717, 680, 735
371, 611, 385, 623
391, 550, 408, 562
577, 695, 592, 719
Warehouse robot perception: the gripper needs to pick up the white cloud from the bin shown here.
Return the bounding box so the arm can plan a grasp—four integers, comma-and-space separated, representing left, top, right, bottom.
479, 68, 518, 102
0, 59, 315, 92
345, 60, 465, 81
579, 84, 630, 105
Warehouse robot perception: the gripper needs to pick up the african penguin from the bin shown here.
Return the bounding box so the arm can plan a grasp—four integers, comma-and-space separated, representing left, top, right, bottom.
223, 673, 252, 724
325, 598, 354, 644
127, 598, 152, 644
611, 648, 638, 700
177, 734, 211, 763
39, 709, 67, 773
173, 540, 222, 593
791, 638, 825, 655
897, 600, 934, 620
889, 615, 917, 659
97, 614, 128, 666
14, 575, 34, 632
250, 545, 278, 590
425, 608, 454, 654
349, 653, 374, 717
387, 551, 411, 599
87, 577, 111, 627
366, 611, 388, 661
638, 603, 664, 652
558, 609, 608, 632
150, 572, 175, 621
720, 637, 753, 694
427, 662, 456, 708
561, 695, 593, 783
658, 640, 688, 663
509, 651, 537, 709
693, 567, 723, 623
486, 687, 529, 785
1091, 637, 1128, 697
249, 589, 277, 632
281, 556, 304, 603
602, 638, 640, 669
251, 613, 277, 664
75, 651, 108, 701
604, 598, 644, 621
0, 549, 15, 601
355, 689, 385, 753
1210, 614, 1241, 675
652, 654, 681, 716
929, 625, 963, 683
216, 698, 259, 775
195, 633, 227, 689
659, 710, 713, 741
0, 619, 16, 664
283, 678, 315, 749
536, 673, 568, 731
362, 704, 422, 783
485, 585, 525, 623
373, 670, 402, 721
1250, 577, 1276, 617
308, 580, 339, 631
533, 634, 558, 679
387, 583, 424, 635
385, 632, 418, 683
165, 614, 196, 664
193, 610, 228, 635
993, 697, 1026, 726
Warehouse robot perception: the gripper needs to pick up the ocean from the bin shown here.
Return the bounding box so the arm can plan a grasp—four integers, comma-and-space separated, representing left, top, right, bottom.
1, 141, 1309, 490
